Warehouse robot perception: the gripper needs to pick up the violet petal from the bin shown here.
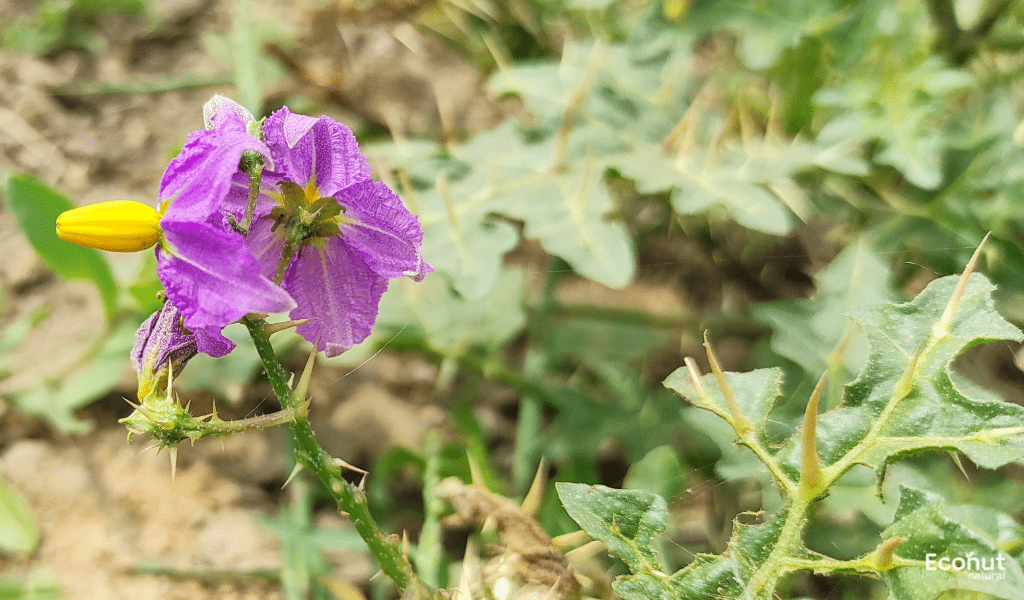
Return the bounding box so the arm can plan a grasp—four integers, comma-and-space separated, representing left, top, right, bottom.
283, 236, 388, 357
158, 220, 295, 334
337, 180, 431, 281
160, 110, 270, 222
263, 106, 370, 197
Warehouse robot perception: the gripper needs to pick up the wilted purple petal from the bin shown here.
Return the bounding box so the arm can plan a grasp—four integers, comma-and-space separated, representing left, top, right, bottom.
131, 304, 185, 374
338, 180, 431, 281
192, 324, 237, 358
263, 106, 370, 197
132, 301, 233, 376
203, 95, 257, 132
160, 109, 270, 222
158, 220, 295, 334
283, 236, 388, 357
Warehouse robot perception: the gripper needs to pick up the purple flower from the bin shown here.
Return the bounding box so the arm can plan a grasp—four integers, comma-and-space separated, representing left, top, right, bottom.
155, 100, 296, 351
152, 97, 429, 358
238, 107, 431, 357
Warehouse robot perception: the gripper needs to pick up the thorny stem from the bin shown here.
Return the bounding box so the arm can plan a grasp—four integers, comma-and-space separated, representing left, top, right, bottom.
241, 316, 441, 599
736, 355, 920, 594
744, 495, 812, 595
776, 537, 912, 574
742, 499, 913, 596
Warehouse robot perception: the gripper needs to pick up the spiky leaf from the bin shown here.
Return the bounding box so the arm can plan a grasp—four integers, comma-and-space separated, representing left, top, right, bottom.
881, 486, 1024, 600
556, 483, 666, 573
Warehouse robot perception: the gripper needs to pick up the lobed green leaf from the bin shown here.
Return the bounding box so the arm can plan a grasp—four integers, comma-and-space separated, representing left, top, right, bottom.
755, 241, 893, 382
375, 267, 526, 356
882, 486, 1024, 600
813, 274, 1024, 473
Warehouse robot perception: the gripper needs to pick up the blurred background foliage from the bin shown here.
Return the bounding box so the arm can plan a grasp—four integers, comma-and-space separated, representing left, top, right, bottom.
3, 0, 1024, 598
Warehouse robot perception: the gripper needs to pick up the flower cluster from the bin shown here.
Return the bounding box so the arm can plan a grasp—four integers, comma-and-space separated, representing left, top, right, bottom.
58, 96, 430, 375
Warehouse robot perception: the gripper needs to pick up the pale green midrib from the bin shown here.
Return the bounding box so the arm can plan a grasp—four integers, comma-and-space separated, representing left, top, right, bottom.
742, 495, 812, 598
821, 332, 939, 484
687, 386, 797, 496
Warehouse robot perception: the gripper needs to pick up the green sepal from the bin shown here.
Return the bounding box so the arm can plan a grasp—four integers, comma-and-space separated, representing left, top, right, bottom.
120, 383, 307, 450
308, 196, 343, 219
308, 220, 341, 240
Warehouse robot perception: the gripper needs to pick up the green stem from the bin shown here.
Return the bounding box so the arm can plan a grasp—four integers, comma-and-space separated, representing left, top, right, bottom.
785, 554, 913, 573
130, 564, 279, 582
242, 317, 439, 599
744, 505, 914, 595
513, 260, 562, 493
740, 430, 797, 496
274, 241, 299, 285
232, 0, 260, 115
382, 337, 556, 407
685, 366, 796, 496
239, 151, 265, 235
414, 429, 443, 587
51, 75, 233, 97
741, 278, 971, 593
513, 391, 543, 493
537, 302, 770, 338
281, 476, 314, 600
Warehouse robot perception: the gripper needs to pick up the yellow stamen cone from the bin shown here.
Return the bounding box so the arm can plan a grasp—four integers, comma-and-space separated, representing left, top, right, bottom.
56, 200, 162, 252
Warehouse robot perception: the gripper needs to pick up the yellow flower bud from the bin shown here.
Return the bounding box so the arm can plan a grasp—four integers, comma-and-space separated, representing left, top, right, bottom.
56, 200, 162, 252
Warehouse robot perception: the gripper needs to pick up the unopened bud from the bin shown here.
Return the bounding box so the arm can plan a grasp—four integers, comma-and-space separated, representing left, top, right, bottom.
132, 302, 234, 401
56, 200, 161, 252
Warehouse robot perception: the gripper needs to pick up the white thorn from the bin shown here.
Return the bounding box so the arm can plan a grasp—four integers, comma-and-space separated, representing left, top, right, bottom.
282, 462, 303, 489
331, 457, 368, 474
169, 446, 178, 482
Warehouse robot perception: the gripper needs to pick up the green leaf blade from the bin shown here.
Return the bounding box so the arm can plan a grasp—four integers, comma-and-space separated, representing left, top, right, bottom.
812, 273, 1024, 472
556, 483, 666, 573
663, 367, 785, 437
754, 240, 893, 378
418, 208, 519, 302
498, 171, 635, 289
0, 476, 39, 558
883, 486, 1024, 600
2, 174, 118, 318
